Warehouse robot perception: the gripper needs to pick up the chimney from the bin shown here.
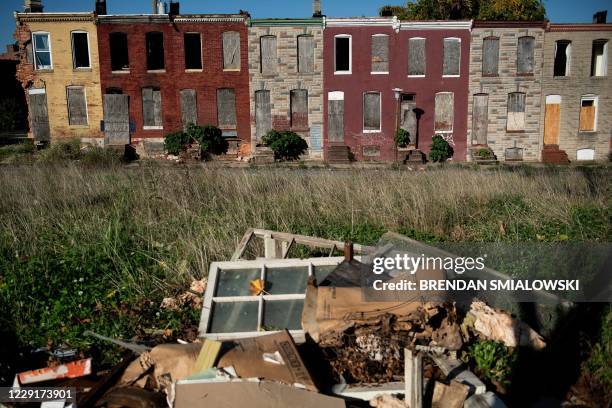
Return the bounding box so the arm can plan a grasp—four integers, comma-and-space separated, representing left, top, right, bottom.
313, 0, 322, 17
24, 0, 43, 12
593, 10, 607, 24
95, 0, 107, 15
152, 0, 157, 14
157, 0, 166, 14
169, 1, 179, 15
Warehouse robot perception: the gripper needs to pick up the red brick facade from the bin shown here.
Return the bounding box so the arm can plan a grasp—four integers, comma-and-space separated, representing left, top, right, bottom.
97, 15, 251, 150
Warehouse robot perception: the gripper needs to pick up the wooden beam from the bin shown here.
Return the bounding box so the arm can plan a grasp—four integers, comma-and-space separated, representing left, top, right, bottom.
230, 228, 254, 261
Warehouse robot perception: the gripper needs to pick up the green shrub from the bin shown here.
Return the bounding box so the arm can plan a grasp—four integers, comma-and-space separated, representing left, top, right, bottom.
80, 146, 123, 167
584, 307, 612, 395
164, 131, 190, 155
186, 124, 228, 156
475, 148, 492, 158
0, 98, 27, 132
262, 130, 308, 161
395, 128, 411, 148
38, 139, 82, 163
0, 141, 34, 161
467, 340, 517, 385
428, 135, 454, 163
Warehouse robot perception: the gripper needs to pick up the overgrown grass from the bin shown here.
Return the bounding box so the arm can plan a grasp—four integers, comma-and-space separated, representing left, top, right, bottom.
0, 165, 609, 374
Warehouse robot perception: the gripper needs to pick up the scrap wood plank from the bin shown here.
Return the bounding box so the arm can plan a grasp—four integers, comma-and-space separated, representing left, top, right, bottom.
193, 339, 222, 374
431, 355, 486, 395
231, 228, 255, 261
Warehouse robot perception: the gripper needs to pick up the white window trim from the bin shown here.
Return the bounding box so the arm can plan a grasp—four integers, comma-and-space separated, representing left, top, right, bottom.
434, 91, 454, 133
408, 37, 426, 77
334, 34, 352, 74
184, 32, 203, 72
363, 91, 382, 133
143, 126, 164, 130
371, 33, 389, 75
442, 37, 461, 77
554, 40, 571, 77
579, 94, 599, 132
66, 85, 89, 126
32, 31, 53, 70
328, 91, 344, 101
592, 40, 608, 77
71, 30, 91, 70
199, 257, 348, 341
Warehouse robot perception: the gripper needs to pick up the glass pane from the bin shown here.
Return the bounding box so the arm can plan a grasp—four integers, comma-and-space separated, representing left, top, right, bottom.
314, 264, 338, 283
263, 299, 304, 331
216, 268, 261, 297
210, 301, 258, 333
34, 34, 49, 51
265, 266, 308, 294
35, 51, 51, 68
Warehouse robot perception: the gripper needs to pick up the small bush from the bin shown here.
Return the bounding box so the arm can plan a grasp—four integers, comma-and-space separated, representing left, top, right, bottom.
262, 130, 308, 161
584, 307, 612, 395
429, 135, 454, 163
80, 146, 123, 167
187, 124, 228, 156
467, 340, 517, 386
0, 141, 34, 161
38, 139, 82, 163
475, 148, 492, 159
395, 128, 411, 148
164, 131, 190, 155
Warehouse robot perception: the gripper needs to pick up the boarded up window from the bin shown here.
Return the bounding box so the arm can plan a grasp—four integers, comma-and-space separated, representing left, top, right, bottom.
67, 86, 88, 125
579, 96, 597, 131
408, 38, 425, 76
290, 89, 308, 129
472, 94, 488, 145
180, 89, 197, 129
328, 92, 344, 142
517, 36, 535, 75
222, 31, 240, 70
363, 92, 381, 131
32, 32, 51, 70
103, 94, 129, 145
554, 40, 571, 77
371, 35, 389, 73
507, 92, 526, 131
217, 88, 237, 128
260, 35, 277, 75
184, 33, 202, 70
335, 36, 350, 72
71, 32, 90, 69
110, 32, 129, 71
482, 37, 499, 76
443, 38, 460, 76
146, 32, 164, 70
435, 92, 454, 132
591, 40, 608, 77
255, 90, 271, 140
28, 89, 50, 141
142, 87, 162, 128
298, 35, 314, 73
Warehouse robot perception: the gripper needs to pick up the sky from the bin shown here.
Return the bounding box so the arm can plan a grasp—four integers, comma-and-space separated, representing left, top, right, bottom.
1, 0, 610, 48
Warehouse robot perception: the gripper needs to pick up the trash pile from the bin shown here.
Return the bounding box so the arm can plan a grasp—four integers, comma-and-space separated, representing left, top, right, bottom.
11, 229, 551, 408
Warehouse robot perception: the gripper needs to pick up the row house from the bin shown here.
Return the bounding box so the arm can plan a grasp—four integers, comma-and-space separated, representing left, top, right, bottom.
467, 21, 547, 162
540, 22, 612, 162
14, 11, 104, 143
248, 15, 325, 159
323, 18, 471, 162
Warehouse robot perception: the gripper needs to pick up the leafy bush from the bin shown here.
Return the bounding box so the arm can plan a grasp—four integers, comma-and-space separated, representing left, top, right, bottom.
584, 307, 612, 395
467, 340, 517, 385
38, 139, 82, 163
395, 128, 411, 148
475, 148, 493, 158
164, 131, 190, 155
80, 146, 123, 167
186, 124, 228, 156
0, 141, 34, 161
428, 135, 454, 163
262, 130, 308, 161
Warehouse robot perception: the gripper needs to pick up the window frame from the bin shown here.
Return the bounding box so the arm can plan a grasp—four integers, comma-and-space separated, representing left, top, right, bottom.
109, 32, 129, 73
407, 37, 426, 77
32, 31, 52, 70
371, 33, 389, 75
362, 91, 382, 133
553, 40, 571, 77
290, 89, 309, 129
334, 34, 352, 74
442, 37, 461, 77
183, 32, 203, 71
434, 91, 455, 133
216, 87, 237, 129
222, 31, 241, 71
591, 39, 608, 77
141, 87, 163, 130
506, 92, 527, 132
145, 31, 165, 72
66, 85, 89, 126
71, 30, 91, 70
579, 94, 598, 132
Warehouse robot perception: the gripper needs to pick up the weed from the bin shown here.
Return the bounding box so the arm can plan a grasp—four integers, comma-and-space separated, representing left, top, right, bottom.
467, 340, 517, 386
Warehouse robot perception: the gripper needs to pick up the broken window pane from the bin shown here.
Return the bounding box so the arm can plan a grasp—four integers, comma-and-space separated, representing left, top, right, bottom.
210, 301, 259, 333
67, 86, 88, 126
335, 36, 350, 72
260, 35, 278, 75
579, 96, 597, 131
482, 37, 499, 76
110, 32, 129, 71
443, 38, 460, 76
142, 87, 162, 128
371, 34, 389, 73
554, 40, 571, 77
216, 268, 261, 297
146, 32, 164, 70
222, 31, 241, 70
435, 92, 454, 132
266, 266, 308, 294
217, 88, 237, 128
71, 32, 90, 69
517, 36, 535, 75
290, 89, 308, 129
263, 300, 304, 331
298, 35, 314, 73
591, 40, 608, 77
32, 32, 51, 70
184, 33, 202, 70
507, 92, 526, 131
408, 37, 425, 76
363, 92, 381, 131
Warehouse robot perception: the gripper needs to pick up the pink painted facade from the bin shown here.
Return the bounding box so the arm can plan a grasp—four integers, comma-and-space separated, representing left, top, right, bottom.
323, 19, 471, 161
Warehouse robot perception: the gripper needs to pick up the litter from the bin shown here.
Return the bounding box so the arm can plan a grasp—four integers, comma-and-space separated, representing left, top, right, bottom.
431, 380, 470, 408
15, 358, 92, 385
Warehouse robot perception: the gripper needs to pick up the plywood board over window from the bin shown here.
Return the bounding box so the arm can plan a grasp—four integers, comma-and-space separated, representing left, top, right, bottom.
408, 38, 426, 76
223, 31, 241, 70
180, 89, 197, 129
142, 87, 162, 128
507, 92, 526, 131
290, 89, 308, 129
443, 38, 460, 76
517, 36, 535, 75
260, 35, 277, 75
297, 35, 314, 74
217, 88, 237, 129
371, 35, 389, 73
255, 90, 271, 140
67, 86, 88, 126
363, 92, 381, 132
579, 96, 598, 132
482, 37, 499, 76
328, 91, 344, 142
472, 94, 488, 145
435, 92, 454, 132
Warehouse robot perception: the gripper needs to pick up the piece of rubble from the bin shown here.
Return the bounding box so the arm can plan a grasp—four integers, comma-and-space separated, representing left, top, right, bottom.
431, 380, 469, 408
464, 391, 508, 408
467, 301, 546, 350
405, 349, 423, 408
369, 394, 405, 408
430, 355, 486, 395
335, 382, 405, 401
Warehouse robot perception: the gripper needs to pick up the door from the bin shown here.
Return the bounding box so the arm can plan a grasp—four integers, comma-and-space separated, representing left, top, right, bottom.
104, 94, 130, 145
400, 95, 417, 145
180, 89, 197, 130
28, 88, 50, 142
472, 94, 489, 145
328, 91, 344, 143
544, 95, 561, 146
255, 90, 271, 141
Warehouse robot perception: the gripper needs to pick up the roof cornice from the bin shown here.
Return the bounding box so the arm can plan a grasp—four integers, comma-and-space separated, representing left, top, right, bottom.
97, 14, 170, 24
250, 18, 324, 27
173, 14, 248, 23
15, 12, 95, 23
548, 23, 612, 32
400, 20, 472, 30
326, 17, 396, 27
473, 20, 547, 29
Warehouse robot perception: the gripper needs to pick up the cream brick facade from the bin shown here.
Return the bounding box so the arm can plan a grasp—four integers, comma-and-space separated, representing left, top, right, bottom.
540, 26, 612, 161
467, 23, 546, 161
248, 19, 324, 159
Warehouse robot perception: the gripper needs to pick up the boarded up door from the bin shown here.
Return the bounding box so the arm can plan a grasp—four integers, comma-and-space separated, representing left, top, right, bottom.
104, 94, 129, 145
472, 94, 488, 145
328, 96, 344, 142
180, 89, 197, 129
400, 98, 417, 144
28, 89, 50, 142
255, 90, 271, 140
544, 96, 560, 145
